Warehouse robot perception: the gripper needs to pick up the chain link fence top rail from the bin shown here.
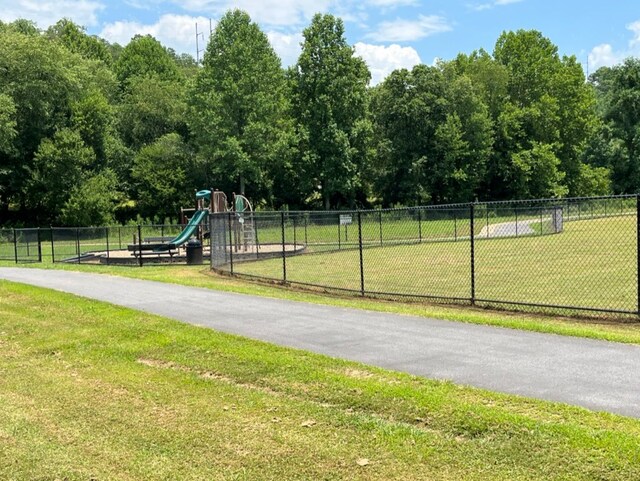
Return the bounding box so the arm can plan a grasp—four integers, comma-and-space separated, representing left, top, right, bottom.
213, 195, 638, 318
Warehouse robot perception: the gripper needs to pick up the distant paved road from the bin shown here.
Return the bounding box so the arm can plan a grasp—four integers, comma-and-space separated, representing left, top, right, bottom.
478, 219, 536, 237
2, 267, 640, 418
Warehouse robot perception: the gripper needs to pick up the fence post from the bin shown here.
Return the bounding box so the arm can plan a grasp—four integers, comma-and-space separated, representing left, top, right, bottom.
13, 228, 17, 264
293, 217, 297, 250
338, 217, 341, 250
254, 213, 260, 255
281, 211, 287, 283
105, 227, 110, 264
470, 203, 475, 306
486, 206, 490, 238
50, 226, 55, 263
304, 216, 308, 246
515, 208, 518, 237
418, 208, 422, 243
379, 210, 383, 246
454, 212, 458, 241
358, 211, 365, 296
76, 228, 81, 264
539, 209, 543, 235
118, 226, 122, 249
227, 213, 234, 274
37, 228, 42, 262
137, 225, 143, 267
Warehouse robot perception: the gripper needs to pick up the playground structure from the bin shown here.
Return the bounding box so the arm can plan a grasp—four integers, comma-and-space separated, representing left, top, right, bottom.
26, 189, 258, 265
123, 189, 257, 263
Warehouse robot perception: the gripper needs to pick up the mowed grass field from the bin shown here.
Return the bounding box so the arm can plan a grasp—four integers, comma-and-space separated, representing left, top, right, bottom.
233, 215, 638, 314
2, 281, 640, 480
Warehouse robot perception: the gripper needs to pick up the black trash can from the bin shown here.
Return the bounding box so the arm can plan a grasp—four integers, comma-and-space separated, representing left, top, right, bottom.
186, 239, 203, 265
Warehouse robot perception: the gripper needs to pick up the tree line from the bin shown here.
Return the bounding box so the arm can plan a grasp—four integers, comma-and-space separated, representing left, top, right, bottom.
1, 11, 639, 227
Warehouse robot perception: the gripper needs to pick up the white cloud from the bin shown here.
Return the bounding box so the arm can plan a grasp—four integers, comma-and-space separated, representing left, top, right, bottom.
471, 0, 523, 12
267, 31, 303, 67
0, 0, 104, 28
588, 20, 640, 71
354, 42, 421, 85
177, 0, 333, 27
100, 14, 212, 55
366, 15, 452, 42
175, 0, 418, 27
629, 20, 640, 49
367, 0, 417, 6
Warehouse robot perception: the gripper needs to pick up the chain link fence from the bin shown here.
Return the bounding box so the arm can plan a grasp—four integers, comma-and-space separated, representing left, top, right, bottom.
1, 194, 637, 318
0, 223, 210, 266
212, 195, 638, 319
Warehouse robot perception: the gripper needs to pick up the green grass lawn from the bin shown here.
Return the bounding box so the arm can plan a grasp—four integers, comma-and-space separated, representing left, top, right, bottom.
234, 215, 638, 315
2, 281, 640, 480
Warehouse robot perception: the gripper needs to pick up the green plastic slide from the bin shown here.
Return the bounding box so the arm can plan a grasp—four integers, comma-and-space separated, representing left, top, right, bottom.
154, 209, 207, 252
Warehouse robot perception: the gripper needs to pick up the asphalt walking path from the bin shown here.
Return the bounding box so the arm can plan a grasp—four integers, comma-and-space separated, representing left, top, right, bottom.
2, 267, 640, 418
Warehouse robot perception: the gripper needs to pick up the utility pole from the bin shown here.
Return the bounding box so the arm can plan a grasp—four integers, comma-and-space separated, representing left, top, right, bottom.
195, 22, 205, 65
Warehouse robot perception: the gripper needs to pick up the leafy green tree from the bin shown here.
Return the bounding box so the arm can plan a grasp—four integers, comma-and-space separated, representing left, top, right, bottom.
131, 133, 194, 221
509, 142, 567, 198
47, 19, 112, 64
492, 30, 598, 197
371, 64, 491, 205
0, 93, 16, 154
114, 35, 182, 87
0, 27, 91, 215
290, 13, 371, 209
0, 93, 17, 217
189, 9, 290, 203
572, 163, 611, 197
450, 49, 509, 119
588, 59, 640, 193
60, 170, 122, 226
119, 76, 187, 149
72, 90, 114, 166
0, 19, 39, 36
30, 129, 95, 222
370, 67, 442, 206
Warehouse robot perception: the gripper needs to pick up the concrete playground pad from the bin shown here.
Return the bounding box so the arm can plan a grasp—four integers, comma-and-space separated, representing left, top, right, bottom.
1, 267, 640, 418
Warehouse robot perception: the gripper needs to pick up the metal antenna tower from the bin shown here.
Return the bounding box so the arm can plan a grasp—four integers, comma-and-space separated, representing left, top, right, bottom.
195, 22, 205, 65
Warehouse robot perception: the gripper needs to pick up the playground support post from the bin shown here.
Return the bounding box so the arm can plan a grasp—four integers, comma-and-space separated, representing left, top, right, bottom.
358, 211, 365, 296
470, 203, 476, 305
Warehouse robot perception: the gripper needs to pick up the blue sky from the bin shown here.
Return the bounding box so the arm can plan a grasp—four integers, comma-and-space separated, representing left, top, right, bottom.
1, 0, 639, 84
